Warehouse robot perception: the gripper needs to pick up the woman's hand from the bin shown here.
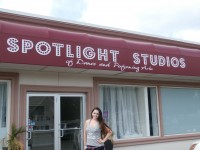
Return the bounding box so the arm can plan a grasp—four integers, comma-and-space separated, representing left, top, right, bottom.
97, 138, 105, 144
189, 144, 197, 150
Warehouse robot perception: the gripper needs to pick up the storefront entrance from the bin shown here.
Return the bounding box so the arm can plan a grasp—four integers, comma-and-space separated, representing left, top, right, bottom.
26, 93, 85, 150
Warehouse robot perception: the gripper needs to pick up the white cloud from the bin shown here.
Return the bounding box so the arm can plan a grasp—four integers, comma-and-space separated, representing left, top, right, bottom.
173, 30, 200, 43
1, 0, 200, 43
50, 0, 86, 20
0, 0, 87, 21
0, 0, 53, 16
80, 0, 200, 43
80, 0, 140, 30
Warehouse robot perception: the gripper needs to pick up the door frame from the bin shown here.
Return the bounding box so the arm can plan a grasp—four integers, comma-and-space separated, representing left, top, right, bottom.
57, 93, 86, 150
26, 93, 86, 150
0, 80, 11, 144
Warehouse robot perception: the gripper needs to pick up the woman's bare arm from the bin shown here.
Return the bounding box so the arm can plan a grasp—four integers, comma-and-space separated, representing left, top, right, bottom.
83, 120, 89, 149
98, 126, 113, 143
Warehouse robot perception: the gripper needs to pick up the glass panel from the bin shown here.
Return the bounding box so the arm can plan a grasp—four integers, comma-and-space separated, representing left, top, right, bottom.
161, 87, 200, 135
99, 85, 159, 140
28, 96, 54, 150
60, 97, 82, 150
0, 82, 8, 145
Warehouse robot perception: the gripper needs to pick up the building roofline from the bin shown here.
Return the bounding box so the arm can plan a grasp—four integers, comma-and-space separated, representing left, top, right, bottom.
0, 8, 200, 49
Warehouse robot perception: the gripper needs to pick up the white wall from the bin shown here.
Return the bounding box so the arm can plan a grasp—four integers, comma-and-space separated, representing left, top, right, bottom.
19, 71, 93, 87
114, 139, 197, 150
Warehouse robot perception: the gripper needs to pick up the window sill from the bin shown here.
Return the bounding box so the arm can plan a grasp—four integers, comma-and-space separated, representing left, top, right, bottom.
113, 133, 200, 147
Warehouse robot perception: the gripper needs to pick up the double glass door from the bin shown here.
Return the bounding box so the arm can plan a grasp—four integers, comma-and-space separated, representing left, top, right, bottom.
26, 93, 85, 150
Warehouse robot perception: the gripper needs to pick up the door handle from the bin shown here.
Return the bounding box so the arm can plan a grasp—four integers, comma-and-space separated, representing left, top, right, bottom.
60, 129, 64, 137
63, 127, 80, 130
27, 131, 32, 140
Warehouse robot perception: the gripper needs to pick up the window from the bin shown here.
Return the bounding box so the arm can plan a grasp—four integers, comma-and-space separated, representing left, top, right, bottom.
161, 87, 200, 135
0, 81, 10, 141
99, 84, 159, 140
0, 82, 7, 128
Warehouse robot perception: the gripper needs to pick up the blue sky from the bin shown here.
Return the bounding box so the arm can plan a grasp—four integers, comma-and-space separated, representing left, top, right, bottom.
0, 0, 200, 44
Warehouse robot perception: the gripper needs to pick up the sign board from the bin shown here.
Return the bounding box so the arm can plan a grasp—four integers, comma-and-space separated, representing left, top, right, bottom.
0, 21, 200, 76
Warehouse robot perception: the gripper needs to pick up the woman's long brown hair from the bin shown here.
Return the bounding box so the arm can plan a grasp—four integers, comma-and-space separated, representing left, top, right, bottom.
91, 107, 112, 137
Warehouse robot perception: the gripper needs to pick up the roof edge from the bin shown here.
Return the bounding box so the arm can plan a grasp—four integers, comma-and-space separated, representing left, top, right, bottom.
0, 8, 200, 49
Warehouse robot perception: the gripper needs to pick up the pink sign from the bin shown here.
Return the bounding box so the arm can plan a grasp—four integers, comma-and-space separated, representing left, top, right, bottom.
0, 21, 200, 76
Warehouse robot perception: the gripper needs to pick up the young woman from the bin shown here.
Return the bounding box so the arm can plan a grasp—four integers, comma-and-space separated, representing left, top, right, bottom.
84, 107, 113, 150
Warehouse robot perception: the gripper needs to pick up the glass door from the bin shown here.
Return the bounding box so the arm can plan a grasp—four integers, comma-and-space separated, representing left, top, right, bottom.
27, 95, 55, 150
58, 95, 84, 150
0, 81, 10, 148
26, 93, 85, 150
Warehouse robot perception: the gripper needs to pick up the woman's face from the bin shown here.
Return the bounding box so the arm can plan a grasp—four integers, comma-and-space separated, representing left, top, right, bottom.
92, 109, 99, 120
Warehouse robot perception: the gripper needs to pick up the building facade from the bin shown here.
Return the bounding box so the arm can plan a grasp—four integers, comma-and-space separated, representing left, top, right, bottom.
0, 10, 200, 150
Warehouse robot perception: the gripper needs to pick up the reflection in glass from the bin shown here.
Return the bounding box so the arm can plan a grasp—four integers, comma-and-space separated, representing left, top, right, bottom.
28, 96, 54, 150
60, 97, 81, 150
